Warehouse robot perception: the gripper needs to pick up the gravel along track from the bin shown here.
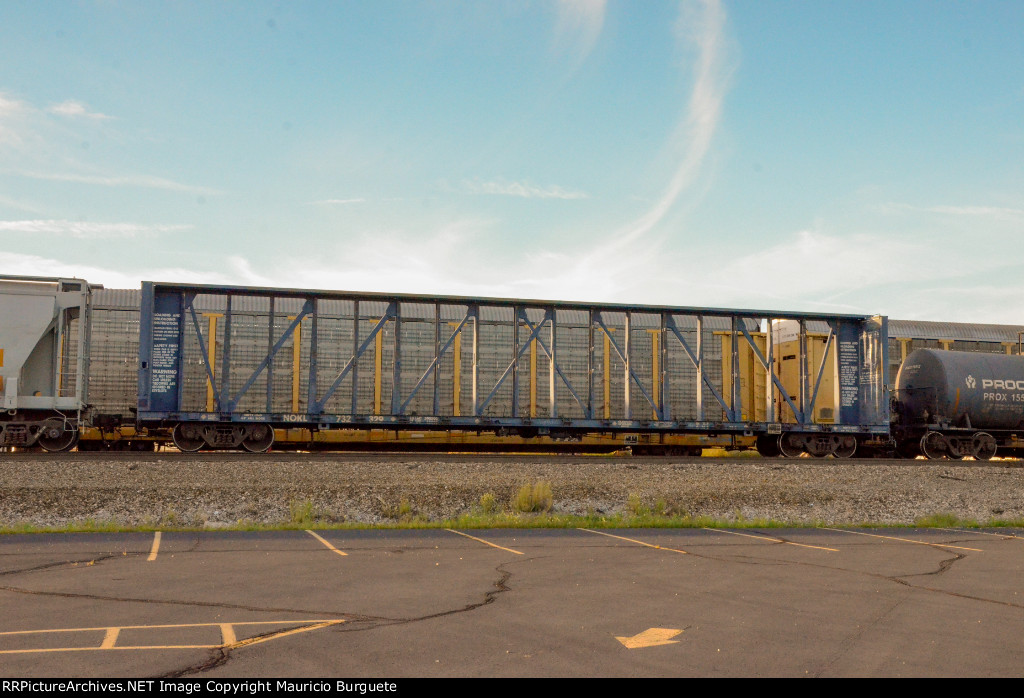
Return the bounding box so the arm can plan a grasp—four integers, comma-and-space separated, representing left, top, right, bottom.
2, 452, 1024, 528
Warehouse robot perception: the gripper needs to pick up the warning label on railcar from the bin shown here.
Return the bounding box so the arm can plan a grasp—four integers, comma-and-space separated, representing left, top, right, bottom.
147, 292, 183, 411
837, 323, 861, 424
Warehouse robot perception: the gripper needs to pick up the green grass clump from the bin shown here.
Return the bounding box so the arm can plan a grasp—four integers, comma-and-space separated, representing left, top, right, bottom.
479, 492, 498, 515
913, 512, 978, 528
627, 493, 650, 517
289, 499, 316, 526
512, 481, 553, 513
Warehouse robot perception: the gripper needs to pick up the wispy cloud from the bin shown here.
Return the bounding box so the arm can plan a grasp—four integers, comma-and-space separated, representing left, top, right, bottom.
0, 219, 193, 239
306, 198, 367, 206
508, 0, 734, 303
0, 92, 217, 197
553, 0, 606, 69
47, 100, 112, 120
460, 179, 589, 200
882, 203, 1024, 222
617, 0, 733, 243
7, 170, 222, 196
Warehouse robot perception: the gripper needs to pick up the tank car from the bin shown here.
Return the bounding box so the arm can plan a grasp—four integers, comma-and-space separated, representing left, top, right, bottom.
893, 348, 1024, 459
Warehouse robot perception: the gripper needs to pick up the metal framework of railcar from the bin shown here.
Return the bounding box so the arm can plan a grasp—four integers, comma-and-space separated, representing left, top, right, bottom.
137, 282, 890, 454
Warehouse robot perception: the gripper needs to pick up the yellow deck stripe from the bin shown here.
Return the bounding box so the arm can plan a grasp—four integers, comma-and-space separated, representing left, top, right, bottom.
577, 528, 689, 554
220, 623, 236, 646
147, 531, 161, 562
444, 529, 523, 555
703, 527, 837, 552
820, 527, 982, 552
305, 529, 348, 556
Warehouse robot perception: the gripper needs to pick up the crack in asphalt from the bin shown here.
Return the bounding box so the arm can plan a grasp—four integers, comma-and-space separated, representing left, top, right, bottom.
0, 552, 133, 576
812, 594, 907, 678
0, 584, 375, 620
159, 561, 516, 678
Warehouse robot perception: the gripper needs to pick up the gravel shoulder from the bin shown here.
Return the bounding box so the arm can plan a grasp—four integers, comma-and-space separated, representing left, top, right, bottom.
2, 452, 1023, 529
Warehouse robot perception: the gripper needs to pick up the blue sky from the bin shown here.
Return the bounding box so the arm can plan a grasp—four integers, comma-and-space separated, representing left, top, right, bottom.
0, 1, 1021, 322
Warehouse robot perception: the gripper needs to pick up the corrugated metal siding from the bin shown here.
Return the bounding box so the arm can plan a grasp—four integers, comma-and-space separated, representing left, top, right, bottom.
889, 319, 1024, 343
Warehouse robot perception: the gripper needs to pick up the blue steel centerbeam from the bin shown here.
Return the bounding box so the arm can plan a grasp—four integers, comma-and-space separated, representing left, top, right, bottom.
139, 281, 886, 432
142, 281, 875, 324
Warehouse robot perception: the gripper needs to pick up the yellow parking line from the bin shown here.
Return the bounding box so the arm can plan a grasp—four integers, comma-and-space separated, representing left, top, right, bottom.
703, 527, 837, 552
445, 529, 523, 555
147, 531, 161, 561
0, 620, 342, 637
225, 620, 342, 649
577, 528, 689, 554
305, 530, 348, 556
0, 645, 216, 654
0, 619, 345, 655
100, 628, 119, 649
820, 527, 983, 552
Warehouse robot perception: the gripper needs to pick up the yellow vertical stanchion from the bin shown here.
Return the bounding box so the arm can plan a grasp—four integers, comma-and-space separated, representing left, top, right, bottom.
452, 325, 461, 417
603, 332, 611, 419
646, 330, 660, 419
530, 338, 537, 418
204, 314, 223, 411
288, 316, 301, 413
374, 329, 383, 415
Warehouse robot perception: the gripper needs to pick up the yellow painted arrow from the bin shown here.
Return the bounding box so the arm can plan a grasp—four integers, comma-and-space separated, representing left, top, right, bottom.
615, 627, 682, 649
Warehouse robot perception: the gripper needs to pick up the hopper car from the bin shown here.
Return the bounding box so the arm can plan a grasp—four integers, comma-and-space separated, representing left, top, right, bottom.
0, 274, 1021, 459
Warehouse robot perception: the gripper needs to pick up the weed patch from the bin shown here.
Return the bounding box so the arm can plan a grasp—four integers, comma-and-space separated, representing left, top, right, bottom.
512, 481, 553, 513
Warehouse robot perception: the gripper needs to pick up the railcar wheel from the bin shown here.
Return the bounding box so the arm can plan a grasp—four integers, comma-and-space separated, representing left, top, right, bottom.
832, 436, 857, 459
241, 424, 274, 453
37, 419, 79, 452
972, 432, 997, 461
172, 423, 204, 453
755, 435, 782, 457
778, 433, 805, 458
920, 432, 948, 460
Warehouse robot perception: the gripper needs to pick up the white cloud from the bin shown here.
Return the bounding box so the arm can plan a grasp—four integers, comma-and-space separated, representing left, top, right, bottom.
460, 179, 589, 200
0, 251, 228, 289
0, 219, 193, 239
47, 100, 112, 120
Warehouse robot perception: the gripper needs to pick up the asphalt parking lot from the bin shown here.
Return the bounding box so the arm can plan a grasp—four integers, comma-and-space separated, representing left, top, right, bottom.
2, 526, 1023, 677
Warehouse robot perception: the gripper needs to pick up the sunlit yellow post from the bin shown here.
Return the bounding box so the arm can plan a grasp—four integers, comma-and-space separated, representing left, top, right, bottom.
204, 313, 223, 411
